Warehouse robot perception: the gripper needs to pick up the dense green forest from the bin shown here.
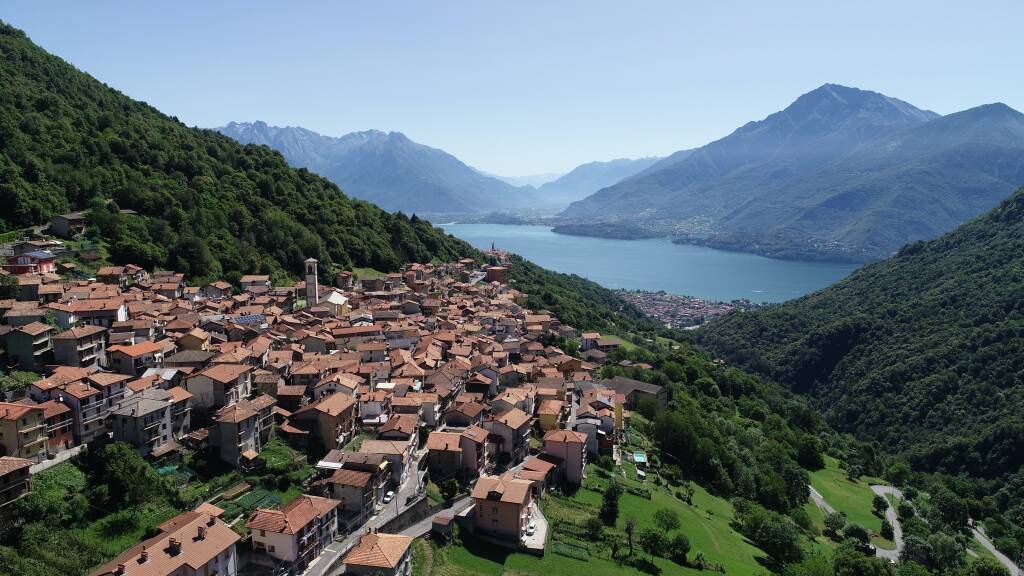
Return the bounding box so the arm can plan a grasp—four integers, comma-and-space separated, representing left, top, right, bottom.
0, 22, 477, 282
699, 187, 1024, 559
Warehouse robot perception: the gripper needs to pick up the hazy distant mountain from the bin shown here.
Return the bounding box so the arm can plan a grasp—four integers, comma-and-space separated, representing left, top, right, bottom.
480, 171, 563, 188
535, 157, 663, 206
562, 84, 1024, 260
218, 122, 537, 214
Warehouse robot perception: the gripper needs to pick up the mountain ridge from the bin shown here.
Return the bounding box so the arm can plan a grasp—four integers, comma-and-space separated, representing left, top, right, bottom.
562, 84, 1024, 261
218, 121, 539, 215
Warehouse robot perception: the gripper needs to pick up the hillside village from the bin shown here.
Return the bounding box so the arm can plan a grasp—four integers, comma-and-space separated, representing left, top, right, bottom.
0, 234, 666, 576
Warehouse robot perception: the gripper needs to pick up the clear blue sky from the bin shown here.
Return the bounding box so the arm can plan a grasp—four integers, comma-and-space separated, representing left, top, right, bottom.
4, 1, 1023, 175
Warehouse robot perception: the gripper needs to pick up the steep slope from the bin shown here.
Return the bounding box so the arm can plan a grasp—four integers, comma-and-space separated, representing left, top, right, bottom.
218, 122, 537, 214
562, 84, 938, 224
0, 23, 477, 280
698, 186, 1024, 480
534, 156, 662, 206
716, 103, 1024, 258
562, 85, 1024, 261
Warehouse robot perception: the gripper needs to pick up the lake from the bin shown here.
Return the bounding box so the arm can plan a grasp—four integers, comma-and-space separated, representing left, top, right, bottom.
440, 224, 859, 303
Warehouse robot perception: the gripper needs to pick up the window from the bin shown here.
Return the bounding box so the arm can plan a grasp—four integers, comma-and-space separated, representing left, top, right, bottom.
492, 507, 498, 514
269, 545, 275, 553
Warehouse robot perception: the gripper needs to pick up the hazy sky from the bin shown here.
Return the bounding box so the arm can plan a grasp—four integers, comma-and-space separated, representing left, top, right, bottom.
4, 1, 1023, 175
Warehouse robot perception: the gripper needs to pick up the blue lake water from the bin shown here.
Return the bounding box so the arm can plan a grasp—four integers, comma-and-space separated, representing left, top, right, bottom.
440, 224, 860, 303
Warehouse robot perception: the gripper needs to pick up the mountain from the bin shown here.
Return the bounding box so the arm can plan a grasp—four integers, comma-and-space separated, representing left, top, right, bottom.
0, 23, 476, 280
481, 171, 562, 188
563, 84, 1024, 261
698, 186, 1024, 484
534, 156, 662, 206
218, 122, 538, 215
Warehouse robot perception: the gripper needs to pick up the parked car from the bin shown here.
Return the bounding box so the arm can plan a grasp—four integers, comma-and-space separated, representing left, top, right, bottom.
383, 490, 395, 503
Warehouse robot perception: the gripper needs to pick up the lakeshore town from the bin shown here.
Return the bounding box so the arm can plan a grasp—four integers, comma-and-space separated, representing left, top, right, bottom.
0, 230, 667, 576
615, 290, 759, 329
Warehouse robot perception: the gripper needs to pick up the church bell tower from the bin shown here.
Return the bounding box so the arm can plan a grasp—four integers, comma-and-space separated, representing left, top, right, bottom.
304, 258, 319, 306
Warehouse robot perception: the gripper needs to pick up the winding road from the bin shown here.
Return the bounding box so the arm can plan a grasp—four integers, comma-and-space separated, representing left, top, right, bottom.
809, 483, 1021, 575
971, 524, 1021, 576
870, 485, 904, 562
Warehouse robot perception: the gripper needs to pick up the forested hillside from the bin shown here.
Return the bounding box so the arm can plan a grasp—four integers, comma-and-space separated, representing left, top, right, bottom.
699, 187, 1024, 515
0, 23, 477, 282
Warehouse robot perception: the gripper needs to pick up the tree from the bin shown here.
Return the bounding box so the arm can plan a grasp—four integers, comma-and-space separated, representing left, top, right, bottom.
440, 478, 458, 502
926, 532, 962, 573
669, 532, 691, 564
824, 511, 847, 535
654, 508, 680, 533
638, 527, 668, 559
846, 464, 863, 481
843, 523, 870, 545
900, 535, 932, 567
584, 515, 604, 540
0, 273, 17, 299
887, 462, 911, 487
832, 540, 891, 576
683, 481, 695, 505
637, 396, 661, 420
967, 557, 1011, 576
624, 516, 637, 557
601, 481, 623, 526
872, 494, 889, 515
897, 500, 915, 521
880, 519, 894, 541
89, 442, 167, 507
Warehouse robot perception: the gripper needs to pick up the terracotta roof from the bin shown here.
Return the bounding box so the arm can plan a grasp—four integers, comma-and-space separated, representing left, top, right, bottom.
469, 475, 532, 505
493, 407, 531, 430
426, 431, 462, 452
343, 532, 414, 569
108, 340, 162, 357
0, 456, 32, 475
378, 414, 418, 437
54, 324, 106, 339
193, 363, 250, 383
246, 495, 340, 535
88, 510, 239, 576
327, 468, 372, 488
461, 424, 489, 444
544, 429, 587, 444
359, 439, 410, 456
16, 321, 52, 337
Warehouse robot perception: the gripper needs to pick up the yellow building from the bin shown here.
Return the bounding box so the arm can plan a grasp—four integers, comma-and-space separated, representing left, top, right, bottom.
0, 402, 47, 461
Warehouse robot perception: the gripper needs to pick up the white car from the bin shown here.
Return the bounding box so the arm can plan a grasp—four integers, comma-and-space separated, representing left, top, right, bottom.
528, 521, 537, 531
383, 490, 395, 503
526, 525, 536, 537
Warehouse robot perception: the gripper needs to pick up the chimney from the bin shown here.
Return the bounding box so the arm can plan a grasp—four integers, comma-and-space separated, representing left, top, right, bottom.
197, 525, 207, 540
115, 564, 125, 575
140, 545, 149, 563
169, 537, 181, 554
207, 515, 216, 527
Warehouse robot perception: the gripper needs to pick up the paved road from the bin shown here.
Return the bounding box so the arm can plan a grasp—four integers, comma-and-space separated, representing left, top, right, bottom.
972, 524, 1022, 576
808, 485, 836, 514
305, 459, 426, 576
399, 496, 473, 537
871, 485, 904, 562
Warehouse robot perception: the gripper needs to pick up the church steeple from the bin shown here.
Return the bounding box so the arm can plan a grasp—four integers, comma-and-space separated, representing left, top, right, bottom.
304, 258, 319, 306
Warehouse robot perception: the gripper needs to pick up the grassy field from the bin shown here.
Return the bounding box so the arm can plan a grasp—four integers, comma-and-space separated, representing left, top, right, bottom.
809, 456, 891, 548
353, 266, 386, 279
413, 460, 770, 576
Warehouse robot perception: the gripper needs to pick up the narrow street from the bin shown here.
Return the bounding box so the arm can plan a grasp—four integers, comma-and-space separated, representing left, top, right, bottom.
304, 457, 426, 576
